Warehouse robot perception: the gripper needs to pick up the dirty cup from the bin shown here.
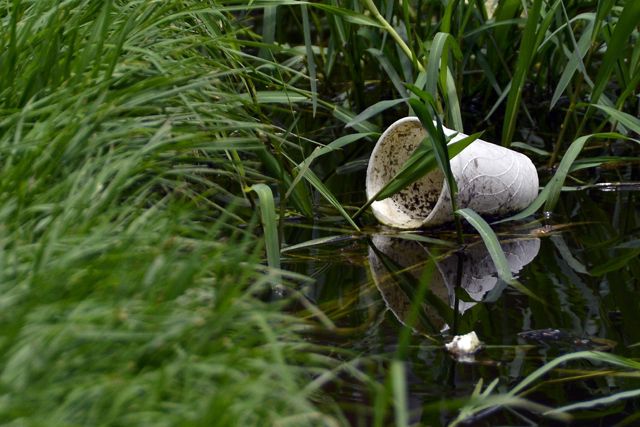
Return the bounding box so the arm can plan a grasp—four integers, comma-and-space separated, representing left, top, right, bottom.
366, 117, 539, 229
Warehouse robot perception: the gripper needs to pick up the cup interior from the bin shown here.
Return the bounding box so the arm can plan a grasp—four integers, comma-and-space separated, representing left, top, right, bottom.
366, 118, 444, 228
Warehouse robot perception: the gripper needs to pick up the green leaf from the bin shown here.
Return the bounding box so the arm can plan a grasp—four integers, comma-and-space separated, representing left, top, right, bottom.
287, 132, 374, 200
367, 49, 408, 98
591, 104, 640, 135
455, 209, 514, 284
591, 1, 640, 104
456, 208, 540, 301
281, 235, 355, 253
550, 19, 594, 110
346, 99, 406, 129
501, 0, 543, 146
302, 169, 360, 231
591, 248, 640, 276
250, 184, 280, 271
301, 4, 317, 116
391, 361, 409, 427
545, 389, 640, 415
259, 5, 277, 59
509, 351, 640, 397
544, 132, 623, 211
256, 148, 313, 218
495, 132, 626, 222
425, 32, 463, 132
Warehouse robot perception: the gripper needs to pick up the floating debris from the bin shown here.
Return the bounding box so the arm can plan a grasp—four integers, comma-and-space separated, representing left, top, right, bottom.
446, 331, 482, 355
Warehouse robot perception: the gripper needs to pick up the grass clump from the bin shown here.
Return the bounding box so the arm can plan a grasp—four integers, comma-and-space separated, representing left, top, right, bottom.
1, 0, 639, 425
0, 1, 343, 425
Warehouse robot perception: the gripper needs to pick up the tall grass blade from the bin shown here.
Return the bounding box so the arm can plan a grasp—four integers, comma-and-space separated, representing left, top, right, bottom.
456, 208, 540, 300
346, 99, 406, 129
367, 48, 409, 98
591, 248, 640, 276
408, 97, 460, 201
301, 4, 318, 116
509, 351, 640, 396
287, 132, 374, 199
550, 19, 594, 110
496, 132, 627, 222
256, 148, 313, 218
425, 32, 463, 131
501, 0, 542, 146
455, 208, 514, 284
543, 133, 623, 211
591, 104, 640, 135
251, 184, 280, 271
361, 0, 424, 72
591, 1, 640, 104
391, 361, 409, 427
281, 235, 355, 253
546, 389, 640, 415
260, 5, 278, 59
303, 169, 361, 231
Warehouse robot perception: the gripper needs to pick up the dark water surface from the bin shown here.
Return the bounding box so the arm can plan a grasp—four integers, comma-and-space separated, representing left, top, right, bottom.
282, 185, 640, 425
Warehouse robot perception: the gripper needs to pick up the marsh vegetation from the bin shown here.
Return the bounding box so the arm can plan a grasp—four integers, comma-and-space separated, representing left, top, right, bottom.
0, 0, 638, 425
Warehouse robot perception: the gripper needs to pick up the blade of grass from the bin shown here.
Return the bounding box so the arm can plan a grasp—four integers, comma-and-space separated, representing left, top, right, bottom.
391, 361, 409, 427
301, 4, 318, 117
367, 48, 409, 98
509, 351, 640, 397
546, 389, 640, 415
455, 208, 514, 284
544, 132, 624, 211
250, 184, 280, 271
495, 132, 627, 222
425, 32, 463, 131
286, 132, 374, 199
591, 248, 640, 276
550, 19, 594, 110
281, 235, 356, 253
501, 0, 542, 146
361, 0, 424, 73
303, 169, 360, 231
591, 1, 640, 104
256, 148, 313, 218
456, 208, 540, 301
259, 5, 277, 59
346, 99, 406, 129
591, 104, 640, 135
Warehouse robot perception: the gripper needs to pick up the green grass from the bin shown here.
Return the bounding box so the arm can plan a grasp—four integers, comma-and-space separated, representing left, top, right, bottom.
0, 1, 345, 425
1, 0, 639, 425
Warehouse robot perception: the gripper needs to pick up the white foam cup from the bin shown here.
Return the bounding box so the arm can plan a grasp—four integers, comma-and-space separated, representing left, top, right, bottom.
366, 117, 539, 228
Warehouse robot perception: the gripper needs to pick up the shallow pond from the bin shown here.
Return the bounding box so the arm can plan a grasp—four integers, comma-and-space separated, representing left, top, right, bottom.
282, 184, 640, 425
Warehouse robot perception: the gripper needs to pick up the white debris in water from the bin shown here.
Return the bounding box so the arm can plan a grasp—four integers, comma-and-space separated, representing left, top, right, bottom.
445, 331, 482, 355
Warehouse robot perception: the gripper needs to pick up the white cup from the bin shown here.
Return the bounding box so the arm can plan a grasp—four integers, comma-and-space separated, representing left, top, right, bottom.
366, 117, 539, 228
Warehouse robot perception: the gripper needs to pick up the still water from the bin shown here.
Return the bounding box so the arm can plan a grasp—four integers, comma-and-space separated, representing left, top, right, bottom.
283, 185, 640, 425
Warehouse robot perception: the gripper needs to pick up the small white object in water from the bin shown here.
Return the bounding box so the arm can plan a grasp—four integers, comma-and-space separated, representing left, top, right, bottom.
445, 331, 482, 355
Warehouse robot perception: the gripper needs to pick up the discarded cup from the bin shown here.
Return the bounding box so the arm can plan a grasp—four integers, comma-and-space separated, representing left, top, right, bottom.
366, 117, 539, 229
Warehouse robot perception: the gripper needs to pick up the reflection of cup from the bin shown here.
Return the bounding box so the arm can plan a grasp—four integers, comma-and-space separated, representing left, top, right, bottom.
366, 117, 539, 229
368, 235, 540, 331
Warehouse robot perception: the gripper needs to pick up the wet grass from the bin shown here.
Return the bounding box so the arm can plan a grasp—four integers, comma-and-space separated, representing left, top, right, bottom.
1, 0, 639, 426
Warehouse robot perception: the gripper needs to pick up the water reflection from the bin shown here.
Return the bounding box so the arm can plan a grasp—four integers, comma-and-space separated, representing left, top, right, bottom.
368, 235, 541, 333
